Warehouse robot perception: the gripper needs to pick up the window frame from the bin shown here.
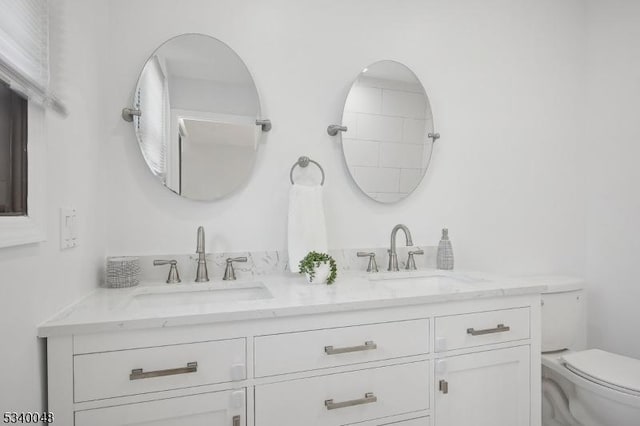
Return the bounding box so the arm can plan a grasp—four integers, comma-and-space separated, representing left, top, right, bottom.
0, 102, 45, 248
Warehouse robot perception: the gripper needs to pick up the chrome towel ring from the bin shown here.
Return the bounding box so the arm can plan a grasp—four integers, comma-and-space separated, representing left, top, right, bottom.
290, 156, 325, 186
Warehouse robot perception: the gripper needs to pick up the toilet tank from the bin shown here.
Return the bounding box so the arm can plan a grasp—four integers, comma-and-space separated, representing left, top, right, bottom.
540, 277, 586, 352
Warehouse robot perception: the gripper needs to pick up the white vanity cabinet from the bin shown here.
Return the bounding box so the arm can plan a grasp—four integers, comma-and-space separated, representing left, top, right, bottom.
43, 291, 541, 426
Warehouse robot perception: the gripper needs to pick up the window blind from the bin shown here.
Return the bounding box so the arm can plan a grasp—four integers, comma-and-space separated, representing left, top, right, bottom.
0, 0, 63, 113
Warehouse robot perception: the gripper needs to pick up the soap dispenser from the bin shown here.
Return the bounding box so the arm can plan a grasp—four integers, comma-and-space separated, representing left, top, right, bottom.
437, 228, 454, 270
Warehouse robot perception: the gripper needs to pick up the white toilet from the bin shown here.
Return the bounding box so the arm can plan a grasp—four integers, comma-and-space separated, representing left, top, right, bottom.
539, 277, 640, 426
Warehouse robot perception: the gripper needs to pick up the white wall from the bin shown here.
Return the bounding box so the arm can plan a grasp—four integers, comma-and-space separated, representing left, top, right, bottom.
584, 0, 640, 358
106, 0, 586, 280
0, 0, 107, 413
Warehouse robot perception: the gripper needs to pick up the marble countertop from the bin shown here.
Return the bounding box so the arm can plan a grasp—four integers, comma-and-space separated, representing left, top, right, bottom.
37, 269, 547, 337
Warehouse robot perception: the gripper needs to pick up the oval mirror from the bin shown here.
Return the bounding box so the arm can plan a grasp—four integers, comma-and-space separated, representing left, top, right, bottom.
130, 34, 264, 201
340, 60, 435, 203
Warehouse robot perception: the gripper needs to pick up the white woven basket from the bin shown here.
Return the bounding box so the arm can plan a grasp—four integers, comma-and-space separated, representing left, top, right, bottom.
105, 256, 141, 288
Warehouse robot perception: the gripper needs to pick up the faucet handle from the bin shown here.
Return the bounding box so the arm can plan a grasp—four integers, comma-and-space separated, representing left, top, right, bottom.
406, 249, 425, 271
223, 257, 248, 281
357, 252, 379, 273
153, 259, 181, 284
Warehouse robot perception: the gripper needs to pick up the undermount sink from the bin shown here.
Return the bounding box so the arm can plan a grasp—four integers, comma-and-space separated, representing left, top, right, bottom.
368, 270, 484, 284
131, 281, 273, 308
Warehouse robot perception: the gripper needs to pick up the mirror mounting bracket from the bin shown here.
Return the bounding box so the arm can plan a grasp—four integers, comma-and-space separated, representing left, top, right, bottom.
121, 107, 141, 122
327, 124, 348, 136
256, 119, 272, 132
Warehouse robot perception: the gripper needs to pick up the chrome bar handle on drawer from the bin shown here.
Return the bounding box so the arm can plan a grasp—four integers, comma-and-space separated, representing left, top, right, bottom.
324, 340, 377, 355
466, 323, 510, 336
232, 415, 241, 426
439, 379, 449, 394
325, 392, 377, 410
129, 362, 198, 380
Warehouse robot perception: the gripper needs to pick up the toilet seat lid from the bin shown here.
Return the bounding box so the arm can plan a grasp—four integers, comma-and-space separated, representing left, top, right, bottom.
562, 349, 640, 396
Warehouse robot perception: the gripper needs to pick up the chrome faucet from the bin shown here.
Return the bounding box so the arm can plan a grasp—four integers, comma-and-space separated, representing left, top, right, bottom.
388, 224, 413, 271
195, 226, 209, 282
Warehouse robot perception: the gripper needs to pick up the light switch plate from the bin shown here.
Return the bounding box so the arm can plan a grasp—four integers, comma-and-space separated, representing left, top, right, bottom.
60, 208, 78, 249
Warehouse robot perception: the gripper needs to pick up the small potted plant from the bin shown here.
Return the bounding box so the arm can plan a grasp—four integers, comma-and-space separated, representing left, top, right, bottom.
298, 251, 337, 284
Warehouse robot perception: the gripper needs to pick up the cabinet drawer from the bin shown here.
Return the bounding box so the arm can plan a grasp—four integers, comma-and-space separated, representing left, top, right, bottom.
255, 361, 429, 426
75, 389, 246, 426
74, 338, 245, 402
380, 417, 430, 426
254, 319, 429, 377
435, 308, 529, 352
346, 415, 430, 426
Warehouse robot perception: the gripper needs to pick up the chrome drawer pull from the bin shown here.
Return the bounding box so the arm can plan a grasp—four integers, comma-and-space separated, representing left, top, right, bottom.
466, 323, 510, 336
439, 379, 449, 394
232, 415, 240, 426
129, 361, 198, 380
325, 392, 377, 410
324, 341, 377, 355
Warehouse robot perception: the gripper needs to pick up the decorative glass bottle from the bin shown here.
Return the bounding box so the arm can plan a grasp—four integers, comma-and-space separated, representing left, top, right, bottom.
437, 228, 454, 270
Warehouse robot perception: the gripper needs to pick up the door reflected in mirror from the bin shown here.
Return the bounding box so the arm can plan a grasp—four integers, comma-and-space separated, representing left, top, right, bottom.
341, 60, 435, 203
177, 117, 258, 200
133, 34, 262, 201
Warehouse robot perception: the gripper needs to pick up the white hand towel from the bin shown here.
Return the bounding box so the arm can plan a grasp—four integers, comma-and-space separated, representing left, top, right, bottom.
287, 184, 328, 272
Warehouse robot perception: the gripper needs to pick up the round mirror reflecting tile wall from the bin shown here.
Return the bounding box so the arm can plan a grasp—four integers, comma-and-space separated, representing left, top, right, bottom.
132, 34, 263, 201
341, 60, 435, 203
